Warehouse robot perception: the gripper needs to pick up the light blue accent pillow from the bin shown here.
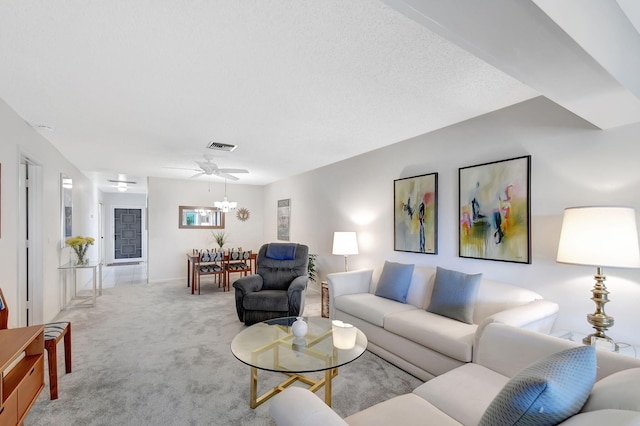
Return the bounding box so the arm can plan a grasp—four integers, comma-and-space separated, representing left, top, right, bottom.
426, 267, 481, 324
374, 261, 415, 303
479, 346, 597, 426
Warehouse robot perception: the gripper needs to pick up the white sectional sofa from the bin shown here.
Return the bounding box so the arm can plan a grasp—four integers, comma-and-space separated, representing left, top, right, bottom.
270, 323, 640, 426
328, 265, 559, 380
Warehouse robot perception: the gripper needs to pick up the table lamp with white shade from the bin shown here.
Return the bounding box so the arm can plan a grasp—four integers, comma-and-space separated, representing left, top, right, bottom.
332, 232, 358, 272
556, 206, 640, 349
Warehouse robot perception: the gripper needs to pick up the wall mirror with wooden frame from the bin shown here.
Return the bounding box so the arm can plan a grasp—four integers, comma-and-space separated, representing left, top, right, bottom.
179, 206, 225, 229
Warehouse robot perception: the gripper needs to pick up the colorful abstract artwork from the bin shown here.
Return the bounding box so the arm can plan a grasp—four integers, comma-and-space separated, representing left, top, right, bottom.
394, 173, 438, 254
459, 155, 530, 263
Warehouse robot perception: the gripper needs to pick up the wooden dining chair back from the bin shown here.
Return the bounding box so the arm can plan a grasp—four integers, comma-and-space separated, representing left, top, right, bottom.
195, 249, 226, 293
0, 287, 72, 400
226, 249, 253, 285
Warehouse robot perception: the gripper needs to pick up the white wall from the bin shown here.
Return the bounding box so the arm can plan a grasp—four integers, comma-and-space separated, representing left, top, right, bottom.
263, 96, 640, 346
3, 91, 639, 348
147, 177, 264, 282
0, 98, 99, 326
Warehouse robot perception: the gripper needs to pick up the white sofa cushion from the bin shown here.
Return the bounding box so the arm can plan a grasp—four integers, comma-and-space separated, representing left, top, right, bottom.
472, 278, 543, 324
582, 367, 640, 413
334, 293, 417, 327
560, 409, 640, 425
270, 387, 347, 426
345, 393, 462, 426
413, 363, 509, 426
384, 309, 477, 361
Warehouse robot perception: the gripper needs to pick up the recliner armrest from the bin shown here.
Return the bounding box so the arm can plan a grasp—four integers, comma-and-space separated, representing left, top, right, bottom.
288, 275, 308, 294
233, 274, 264, 295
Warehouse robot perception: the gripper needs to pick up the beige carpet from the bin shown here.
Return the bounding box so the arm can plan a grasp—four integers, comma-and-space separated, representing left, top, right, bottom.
25, 279, 421, 425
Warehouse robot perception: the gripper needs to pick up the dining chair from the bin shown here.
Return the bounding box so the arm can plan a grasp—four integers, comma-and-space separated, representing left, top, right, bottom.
194, 249, 226, 293
0, 288, 72, 400
226, 249, 253, 285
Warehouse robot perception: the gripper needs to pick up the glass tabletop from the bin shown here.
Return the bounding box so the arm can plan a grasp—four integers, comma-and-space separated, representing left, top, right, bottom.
58, 260, 102, 269
231, 316, 367, 374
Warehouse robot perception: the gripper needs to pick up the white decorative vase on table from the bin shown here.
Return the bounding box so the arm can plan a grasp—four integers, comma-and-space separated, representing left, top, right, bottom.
292, 317, 308, 338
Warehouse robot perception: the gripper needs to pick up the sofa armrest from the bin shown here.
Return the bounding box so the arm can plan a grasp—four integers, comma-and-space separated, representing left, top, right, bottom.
270, 387, 348, 426
327, 269, 374, 318
473, 299, 559, 361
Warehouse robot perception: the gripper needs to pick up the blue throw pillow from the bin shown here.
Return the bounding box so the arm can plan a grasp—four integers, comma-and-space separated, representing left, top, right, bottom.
426, 267, 481, 324
374, 261, 414, 303
479, 346, 597, 426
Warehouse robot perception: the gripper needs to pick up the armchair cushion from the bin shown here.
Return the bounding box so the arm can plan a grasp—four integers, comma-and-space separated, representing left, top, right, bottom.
427, 267, 482, 324
243, 290, 289, 312
374, 261, 415, 303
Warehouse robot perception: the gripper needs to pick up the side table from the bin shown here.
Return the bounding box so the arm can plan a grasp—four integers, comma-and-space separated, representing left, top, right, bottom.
551, 329, 639, 358
58, 260, 103, 309
321, 280, 329, 318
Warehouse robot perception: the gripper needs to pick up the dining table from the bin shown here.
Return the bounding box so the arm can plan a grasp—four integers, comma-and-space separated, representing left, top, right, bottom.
185, 251, 257, 294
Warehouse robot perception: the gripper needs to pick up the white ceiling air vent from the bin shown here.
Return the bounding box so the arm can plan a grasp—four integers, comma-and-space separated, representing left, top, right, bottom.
206, 141, 237, 152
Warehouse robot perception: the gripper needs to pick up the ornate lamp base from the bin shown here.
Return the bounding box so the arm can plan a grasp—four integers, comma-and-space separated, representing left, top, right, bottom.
583, 267, 618, 351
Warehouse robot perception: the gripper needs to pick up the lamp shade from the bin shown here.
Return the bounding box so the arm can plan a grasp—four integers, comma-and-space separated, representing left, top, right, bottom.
332, 232, 359, 256
556, 206, 640, 268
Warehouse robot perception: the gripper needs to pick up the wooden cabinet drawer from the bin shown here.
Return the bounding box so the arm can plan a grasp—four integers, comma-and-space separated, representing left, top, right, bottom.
17, 358, 43, 419
0, 391, 18, 426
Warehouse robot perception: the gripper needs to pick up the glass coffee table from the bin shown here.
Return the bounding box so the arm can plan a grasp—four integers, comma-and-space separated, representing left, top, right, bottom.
231, 316, 367, 408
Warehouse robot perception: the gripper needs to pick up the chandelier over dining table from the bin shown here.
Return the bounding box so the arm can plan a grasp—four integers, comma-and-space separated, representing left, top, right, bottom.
214, 179, 237, 212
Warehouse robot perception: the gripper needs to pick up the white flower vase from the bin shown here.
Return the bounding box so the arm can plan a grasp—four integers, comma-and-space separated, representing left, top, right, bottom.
291, 317, 308, 338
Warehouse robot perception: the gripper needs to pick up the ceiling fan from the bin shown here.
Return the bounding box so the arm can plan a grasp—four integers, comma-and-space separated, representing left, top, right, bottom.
168, 156, 249, 181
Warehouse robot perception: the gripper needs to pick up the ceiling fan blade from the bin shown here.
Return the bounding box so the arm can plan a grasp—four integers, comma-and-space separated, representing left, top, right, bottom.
216, 172, 240, 181
162, 166, 202, 172
190, 172, 205, 179
217, 168, 248, 174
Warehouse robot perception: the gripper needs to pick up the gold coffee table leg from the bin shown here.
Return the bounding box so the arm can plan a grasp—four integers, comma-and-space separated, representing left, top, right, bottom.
324, 369, 333, 406
250, 367, 258, 409
249, 367, 338, 409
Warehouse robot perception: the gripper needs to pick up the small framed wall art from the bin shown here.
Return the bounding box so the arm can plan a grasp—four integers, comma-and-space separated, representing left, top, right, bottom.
458, 155, 531, 264
277, 198, 290, 241
394, 173, 438, 254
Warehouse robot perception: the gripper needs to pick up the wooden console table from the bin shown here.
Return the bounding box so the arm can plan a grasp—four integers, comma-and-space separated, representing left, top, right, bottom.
0, 326, 45, 425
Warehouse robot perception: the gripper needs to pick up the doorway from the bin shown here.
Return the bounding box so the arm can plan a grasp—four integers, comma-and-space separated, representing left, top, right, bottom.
18, 157, 44, 326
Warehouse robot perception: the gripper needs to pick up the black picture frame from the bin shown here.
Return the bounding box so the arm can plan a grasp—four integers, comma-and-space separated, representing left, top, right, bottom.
394, 173, 438, 254
458, 155, 531, 264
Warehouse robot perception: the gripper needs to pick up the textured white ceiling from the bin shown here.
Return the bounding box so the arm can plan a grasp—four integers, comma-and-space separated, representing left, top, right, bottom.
0, 1, 638, 192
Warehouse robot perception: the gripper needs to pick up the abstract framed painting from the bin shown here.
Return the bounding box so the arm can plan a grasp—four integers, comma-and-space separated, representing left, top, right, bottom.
459, 155, 531, 264
394, 173, 438, 254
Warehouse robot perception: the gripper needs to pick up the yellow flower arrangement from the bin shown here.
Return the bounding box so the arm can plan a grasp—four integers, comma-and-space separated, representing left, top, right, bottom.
65, 235, 95, 264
